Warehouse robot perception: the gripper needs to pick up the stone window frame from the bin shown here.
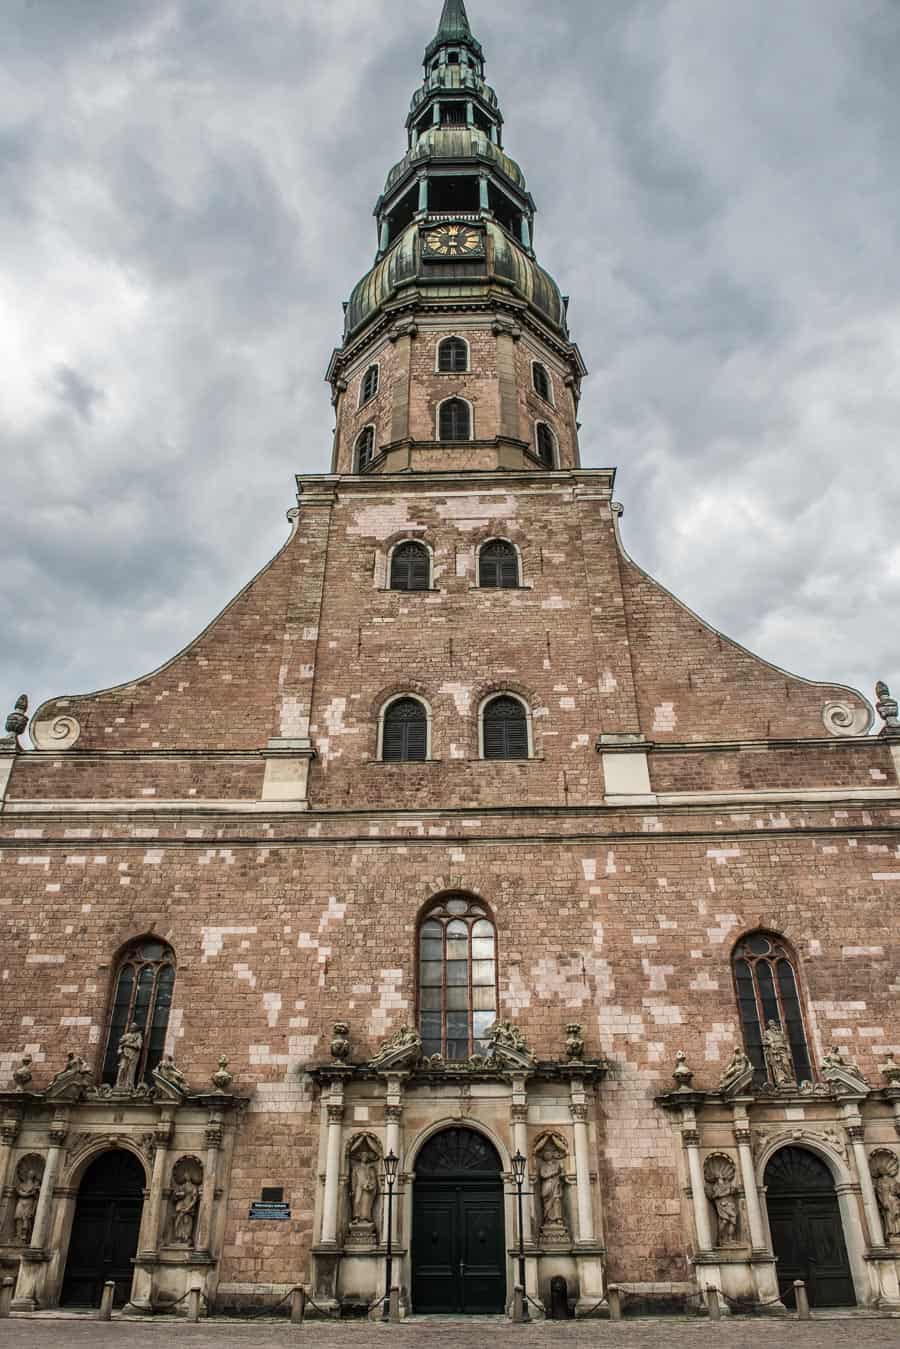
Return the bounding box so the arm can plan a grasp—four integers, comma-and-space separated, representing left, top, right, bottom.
534, 419, 557, 469
416, 891, 499, 1061
477, 690, 535, 761
435, 334, 471, 375
354, 424, 377, 473
531, 359, 555, 407
731, 929, 815, 1086
476, 536, 523, 589
377, 692, 434, 763
387, 538, 435, 592
436, 394, 474, 442
358, 362, 380, 409
100, 935, 176, 1087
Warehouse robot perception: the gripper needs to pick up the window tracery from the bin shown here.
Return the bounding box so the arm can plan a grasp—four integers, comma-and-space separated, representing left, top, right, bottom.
102, 938, 175, 1086
732, 932, 812, 1085
418, 896, 498, 1061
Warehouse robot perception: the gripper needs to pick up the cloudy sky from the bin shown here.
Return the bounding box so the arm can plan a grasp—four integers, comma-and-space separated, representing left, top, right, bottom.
2, 0, 899, 730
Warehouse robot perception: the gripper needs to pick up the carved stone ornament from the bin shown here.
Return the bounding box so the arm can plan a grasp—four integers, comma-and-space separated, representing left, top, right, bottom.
822, 1044, 869, 1094
1, 695, 29, 751
876, 681, 900, 737
211, 1055, 234, 1093
822, 700, 870, 739
880, 1053, 900, 1087
346, 1133, 381, 1246
762, 1021, 796, 1089
703, 1153, 741, 1246
672, 1050, 694, 1090
534, 1132, 569, 1244
718, 1047, 754, 1097
565, 1024, 585, 1062
30, 712, 82, 752
152, 1053, 189, 1100
12, 1054, 33, 1093
11, 1154, 44, 1245
369, 1025, 423, 1071
483, 1020, 534, 1070
330, 1023, 351, 1062
45, 1050, 93, 1102
869, 1149, 900, 1242
168, 1156, 203, 1246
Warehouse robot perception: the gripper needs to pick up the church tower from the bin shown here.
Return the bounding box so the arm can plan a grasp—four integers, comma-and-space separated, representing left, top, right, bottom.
2, 0, 899, 1323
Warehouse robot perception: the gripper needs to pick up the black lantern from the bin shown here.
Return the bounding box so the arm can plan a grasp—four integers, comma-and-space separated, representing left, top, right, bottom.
512, 1150, 527, 1185
383, 1150, 400, 1184
382, 1151, 400, 1321
511, 1150, 530, 1320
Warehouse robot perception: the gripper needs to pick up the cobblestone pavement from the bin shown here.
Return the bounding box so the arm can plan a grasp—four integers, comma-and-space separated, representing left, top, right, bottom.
1, 1316, 899, 1348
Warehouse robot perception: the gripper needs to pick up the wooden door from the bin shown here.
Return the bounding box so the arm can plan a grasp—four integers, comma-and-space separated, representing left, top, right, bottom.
765, 1147, 855, 1308
61, 1151, 145, 1308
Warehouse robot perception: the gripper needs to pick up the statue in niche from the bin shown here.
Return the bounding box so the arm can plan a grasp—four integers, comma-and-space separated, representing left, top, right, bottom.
763, 1021, 795, 1088
870, 1150, 900, 1241
703, 1153, 741, 1246
169, 1157, 203, 1246
13, 1160, 43, 1245
350, 1143, 379, 1227
115, 1023, 143, 1090
535, 1135, 569, 1242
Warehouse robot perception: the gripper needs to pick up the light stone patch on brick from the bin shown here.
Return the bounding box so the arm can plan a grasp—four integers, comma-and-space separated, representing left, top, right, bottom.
202, 926, 258, 960
653, 703, 676, 732
707, 914, 739, 944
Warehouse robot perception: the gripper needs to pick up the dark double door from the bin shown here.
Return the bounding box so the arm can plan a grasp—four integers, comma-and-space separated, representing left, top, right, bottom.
765, 1147, 855, 1308
412, 1128, 506, 1315
61, 1151, 145, 1308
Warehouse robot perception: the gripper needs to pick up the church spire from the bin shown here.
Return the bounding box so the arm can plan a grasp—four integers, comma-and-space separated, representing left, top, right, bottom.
425, 0, 484, 66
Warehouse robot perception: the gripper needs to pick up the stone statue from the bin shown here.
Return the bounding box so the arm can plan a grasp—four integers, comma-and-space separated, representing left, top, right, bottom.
170, 1159, 202, 1245
369, 1025, 422, 1070
212, 1055, 234, 1092
565, 1024, 585, 1061
536, 1138, 568, 1239
154, 1053, 187, 1092
763, 1021, 795, 1088
115, 1022, 143, 1090
45, 1050, 92, 1100
704, 1154, 741, 1245
13, 1163, 42, 1245
350, 1144, 379, 1227
1, 695, 29, 751
672, 1050, 694, 1089
12, 1054, 33, 1092
718, 1047, 753, 1095
870, 1150, 900, 1241
876, 681, 900, 736
331, 1023, 351, 1062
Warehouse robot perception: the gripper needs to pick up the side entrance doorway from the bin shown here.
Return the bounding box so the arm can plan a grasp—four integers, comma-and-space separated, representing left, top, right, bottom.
412, 1127, 506, 1315
61, 1150, 146, 1308
765, 1146, 856, 1308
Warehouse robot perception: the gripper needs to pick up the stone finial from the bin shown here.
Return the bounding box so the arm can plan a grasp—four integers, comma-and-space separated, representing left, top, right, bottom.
880, 1052, 900, 1087
331, 1023, 351, 1062
1, 695, 28, 751
12, 1054, 33, 1093
673, 1050, 694, 1090
876, 682, 900, 736
565, 1024, 585, 1062
211, 1055, 234, 1093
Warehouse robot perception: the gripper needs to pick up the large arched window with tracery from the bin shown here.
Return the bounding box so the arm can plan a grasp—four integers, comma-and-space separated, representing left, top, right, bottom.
102, 938, 175, 1085
732, 931, 812, 1085
418, 896, 497, 1061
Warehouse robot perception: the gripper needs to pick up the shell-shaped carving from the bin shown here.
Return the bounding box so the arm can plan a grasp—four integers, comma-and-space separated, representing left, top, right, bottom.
870, 1147, 899, 1179
31, 715, 82, 751
822, 701, 869, 739
703, 1151, 737, 1184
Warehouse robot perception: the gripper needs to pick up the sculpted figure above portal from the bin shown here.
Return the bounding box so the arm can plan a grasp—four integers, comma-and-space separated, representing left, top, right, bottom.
763, 1022, 795, 1088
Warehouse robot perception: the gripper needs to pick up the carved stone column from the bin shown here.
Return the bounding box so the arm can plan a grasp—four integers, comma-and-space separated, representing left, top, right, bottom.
511, 1075, 533, 1242
842, 1110, 900, 1308
569, 1080, 594, 1244
731, 1108, 766, 1251
0, 1110, 22, 1235
320, 1084, 345, 1246
12, 1111, 69, 1311
129, 1110, 175, 1312
194, 1109, 224, 1256
681, 1119, 714, 1254
384, 1074, 404, 1247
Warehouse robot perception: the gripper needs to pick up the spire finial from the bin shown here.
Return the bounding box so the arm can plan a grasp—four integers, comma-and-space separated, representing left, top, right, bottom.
425, 0, 483, 64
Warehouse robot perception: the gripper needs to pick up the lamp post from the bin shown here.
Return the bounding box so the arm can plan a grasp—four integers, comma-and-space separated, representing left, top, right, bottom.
382, 1150, 399, 1322
511, 1150, 530, 1322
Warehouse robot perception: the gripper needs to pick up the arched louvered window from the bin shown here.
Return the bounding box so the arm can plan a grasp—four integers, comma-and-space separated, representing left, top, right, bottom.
391, 542, 430, 592
439, 398, 471, 442
479, 539, 519, 589
482, 695, 529, 760
732, 932, 812, 1086
381, 697, 428, 763
536, 422, 556, 468
360, 364, 379, 405
355, 426, 375, 472
102, 938, 175, 1086
418, 895, 498, 1061
532, 362, 552, 402
438, 337, 469, 373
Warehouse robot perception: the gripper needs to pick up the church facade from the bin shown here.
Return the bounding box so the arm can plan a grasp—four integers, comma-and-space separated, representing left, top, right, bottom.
1, 0, 900, 1321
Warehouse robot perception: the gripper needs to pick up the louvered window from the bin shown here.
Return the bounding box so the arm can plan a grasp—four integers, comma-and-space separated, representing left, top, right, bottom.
102, 939, 176, 1085
533, 362, 552, 402
418, 896, 498, 1061
482, 695, 529, 760
479, 539, 519, 589
355, 426, 375, 471
439, 398, 471, 441
536, 422, 555, 468
439, 337, 469, 373
391, 542, 430, 592
382, 698, 428, 762
732, 933, 812, 1086
360, 365, 379, 405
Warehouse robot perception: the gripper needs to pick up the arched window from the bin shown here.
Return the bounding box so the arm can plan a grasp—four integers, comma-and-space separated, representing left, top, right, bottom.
479, 539, 519, 589
360, 364, 379, 406
532, 362, 552, 403
355, 426, 375, 472
481, 695, 529, 760
390, 541, 430, 592
536, 422, 556, 468
102, 938, 175, 1086
381, 697, 428, 762
439, 397, 471, 442
732, 932, 812, 1086
418, 895, 497, 1061
438, 336, 469, 373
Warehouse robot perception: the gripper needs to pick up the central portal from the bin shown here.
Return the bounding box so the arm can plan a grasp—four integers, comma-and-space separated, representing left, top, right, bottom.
412, 1127, 506, 1315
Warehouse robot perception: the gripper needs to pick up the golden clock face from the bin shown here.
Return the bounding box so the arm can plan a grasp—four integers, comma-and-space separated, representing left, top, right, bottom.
424, 223, 482, 257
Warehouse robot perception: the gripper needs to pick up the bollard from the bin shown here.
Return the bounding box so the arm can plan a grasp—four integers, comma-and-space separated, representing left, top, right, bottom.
607, 1284, 622, 1321
290, 1285, 306, 1325
706, 1287, 721, 1321
187, 1285, 202, 1323
512, 1285, 526, 1324
97, 1281, 116, 1322
389, 1286, 401, 1323
0, 1278, 14, 1319
793, 1280, 810, 1321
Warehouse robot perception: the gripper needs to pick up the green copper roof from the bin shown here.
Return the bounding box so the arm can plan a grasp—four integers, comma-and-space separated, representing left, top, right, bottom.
425, 0, 483, 62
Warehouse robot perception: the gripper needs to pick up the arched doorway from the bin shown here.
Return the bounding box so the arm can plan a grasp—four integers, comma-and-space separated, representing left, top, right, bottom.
412, 1127, 506, 1315
765, 1146, 855, 1308
61, 1150, 146, 1308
